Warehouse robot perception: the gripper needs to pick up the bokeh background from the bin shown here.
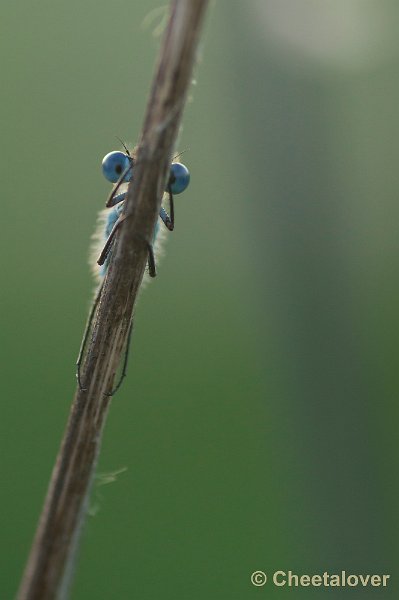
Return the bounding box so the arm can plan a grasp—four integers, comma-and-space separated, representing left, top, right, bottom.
2, 1, 398, 598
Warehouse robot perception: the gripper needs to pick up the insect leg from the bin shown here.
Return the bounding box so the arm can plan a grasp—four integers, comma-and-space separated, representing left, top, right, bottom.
159, 206, 173, 231
147, 241, 156, 277
159, 184, 174, 231
167, 184, 174, 228
97, 213, 127, 266
106, 163, 132, 207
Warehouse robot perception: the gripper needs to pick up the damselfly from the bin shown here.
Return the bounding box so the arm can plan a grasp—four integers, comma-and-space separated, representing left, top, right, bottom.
76, 146, 190, 394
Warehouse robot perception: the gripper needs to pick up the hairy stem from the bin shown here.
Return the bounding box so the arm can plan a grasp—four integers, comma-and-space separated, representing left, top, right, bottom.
17, 1, 208, 598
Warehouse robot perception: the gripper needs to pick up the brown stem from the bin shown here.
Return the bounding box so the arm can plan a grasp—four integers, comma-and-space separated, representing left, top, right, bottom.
17, 1, 208, 598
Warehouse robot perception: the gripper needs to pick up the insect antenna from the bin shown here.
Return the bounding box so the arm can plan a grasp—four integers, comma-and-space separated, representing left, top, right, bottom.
115, 136, 131, 157
172, 148, 189, 161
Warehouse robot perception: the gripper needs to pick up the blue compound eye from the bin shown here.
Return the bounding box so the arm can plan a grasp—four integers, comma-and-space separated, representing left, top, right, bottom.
102, 151, 132, 183
168, 162, 190, 194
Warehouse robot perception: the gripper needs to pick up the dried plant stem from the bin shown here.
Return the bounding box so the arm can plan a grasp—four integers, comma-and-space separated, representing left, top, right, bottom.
17, 1, 208, 598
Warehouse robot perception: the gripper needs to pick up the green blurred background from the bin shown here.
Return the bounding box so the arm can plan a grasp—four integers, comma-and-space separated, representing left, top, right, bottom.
1, 1, 398, 598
